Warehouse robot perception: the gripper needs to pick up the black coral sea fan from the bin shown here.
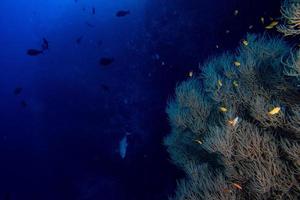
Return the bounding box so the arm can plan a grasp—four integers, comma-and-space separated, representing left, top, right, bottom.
277, 0, 300, 36
165, 34, 300, 200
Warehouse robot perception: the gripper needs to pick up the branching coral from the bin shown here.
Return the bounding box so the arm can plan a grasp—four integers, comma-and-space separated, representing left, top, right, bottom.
165, 34, 300, 200
277, 0, 300, 36
167, 79, 212, 134
169, 163, 237, 200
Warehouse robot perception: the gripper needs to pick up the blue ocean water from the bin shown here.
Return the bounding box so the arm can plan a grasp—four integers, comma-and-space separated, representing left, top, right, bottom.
0, 0, 281, 199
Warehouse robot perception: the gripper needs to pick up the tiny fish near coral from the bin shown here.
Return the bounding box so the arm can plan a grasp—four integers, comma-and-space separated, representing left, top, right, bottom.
232, 183, 242, 190
217, 80, 223, 87
234, 61, 241, 67
268, 107, 281, 115
242, 39, 248, 46
219, 107, 228, 112
194, 139, 203, 144
265, 21, 279, 29
233, 80, 239, 87
228, 117, 239, 126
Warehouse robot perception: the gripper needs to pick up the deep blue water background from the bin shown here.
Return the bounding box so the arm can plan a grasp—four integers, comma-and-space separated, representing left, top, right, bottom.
0, 0, 281, 199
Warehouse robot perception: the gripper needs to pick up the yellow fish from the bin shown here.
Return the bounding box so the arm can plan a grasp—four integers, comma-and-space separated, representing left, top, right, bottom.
219, 107, 228, 112
234, 61, 241, 67
217, 79, 223, 87
188, 70, 193, 77
233, 80, 239, 87
194, 139, 203, 144
268, 107, 281, 115
265, 21, 279, 29
228, 117, 239, 126
242, 39, 248, 46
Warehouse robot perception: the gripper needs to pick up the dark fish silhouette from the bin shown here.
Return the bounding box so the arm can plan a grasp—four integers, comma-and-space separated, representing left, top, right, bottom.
27, 49, 43, 56
76, 36, 83, 44
99, 57, 114, 66
100, 84, 110, 91
21, 100, 27, 108
4, 192, 11, 200
116, 10, 130, 17
92, 7, 96, 15
41, 37, 49, 50
14, 87, 23, 95
85, 22, 95, 28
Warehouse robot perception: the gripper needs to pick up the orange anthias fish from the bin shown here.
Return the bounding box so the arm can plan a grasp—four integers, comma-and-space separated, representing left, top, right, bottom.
232, 183, 242, 190
223, 188, 232, 193
228, 117, 239, 126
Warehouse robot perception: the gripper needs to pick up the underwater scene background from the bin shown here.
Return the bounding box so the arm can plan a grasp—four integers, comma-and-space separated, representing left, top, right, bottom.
1, 0, 299, 200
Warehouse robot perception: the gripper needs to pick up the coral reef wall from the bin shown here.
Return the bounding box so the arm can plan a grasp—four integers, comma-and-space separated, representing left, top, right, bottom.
165, 34, 300, 200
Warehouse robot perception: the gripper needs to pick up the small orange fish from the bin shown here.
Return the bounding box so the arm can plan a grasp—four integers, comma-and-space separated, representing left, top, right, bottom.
223, 188, 232, 193
232, 183, 242, 190
228, 117, 239, 126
